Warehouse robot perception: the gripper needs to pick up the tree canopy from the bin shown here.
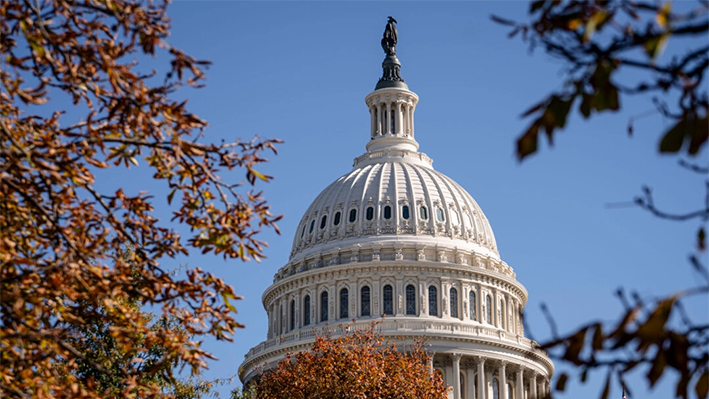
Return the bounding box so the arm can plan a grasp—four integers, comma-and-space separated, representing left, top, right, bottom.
0, 0, 280, 397
253, 325, 448, 399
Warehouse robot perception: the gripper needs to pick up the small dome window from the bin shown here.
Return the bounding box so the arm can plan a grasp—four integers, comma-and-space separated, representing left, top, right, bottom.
383, 205, 392, 220
402, 205, 410, 220
366, 206, 374, 221
419, 206, 428, 220
309, 220, 315, 234
464, 213, 473, 229
436, 208, 445, 222
451, 210, 460, 225
333, 211, 341, 226
300, 224, 306, 238
320, 215, 327, 229
349, 209, 357, 223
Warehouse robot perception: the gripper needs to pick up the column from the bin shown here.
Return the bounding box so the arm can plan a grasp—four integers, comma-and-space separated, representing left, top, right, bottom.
396, 102, 403, 135
466, 361, 476, 399
384, 103, 394, 134
445, 359, 454, 399
476, 357, 486, 399
428, 353, 435, 375
402, 103, 409, 136
452, 354, 462, 399
409, 104, 414, 139
516, 367, 523, 399
396, 278, 404, 315
530, 372, 537, 399
377, 103, 383, 135
540, 378, 547, 399
370, 106, 376, 137
499, 362, 507, 399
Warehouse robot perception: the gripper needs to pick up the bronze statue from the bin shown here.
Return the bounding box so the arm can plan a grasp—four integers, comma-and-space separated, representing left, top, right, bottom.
381, 16, 398, 55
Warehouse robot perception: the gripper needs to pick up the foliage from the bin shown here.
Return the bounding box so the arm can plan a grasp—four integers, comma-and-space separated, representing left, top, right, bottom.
494, 1, 708, 399
0, 0, 281, 398
492, 0, 707, 161
253, 324, 448, 399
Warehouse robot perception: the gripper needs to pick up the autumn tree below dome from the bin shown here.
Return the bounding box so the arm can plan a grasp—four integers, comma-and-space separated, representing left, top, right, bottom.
253, 325, 448, 399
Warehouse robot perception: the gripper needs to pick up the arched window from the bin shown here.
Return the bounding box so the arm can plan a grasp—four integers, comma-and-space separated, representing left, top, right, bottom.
321, 291, 328, 322
486, 295, 492, 325
383, 205, 392, 219
469, 290, 477, 322
340, 288, 349, 319
300, 224, 306, 238
290, 299, 295, 331
361, 286, 371, 317
383, 284, 394, 315
349, 209, 357, 223
508, 382, 515, 399
500, 298, 506, 329
366, 206, 374, 221
436, 208, 445, 222
492, 378, 499, 399
420, 206, 428, 220
309, 219, 315, 234
333, 211, 341, 226
405, 284, 416, 315
402, 205, 410, 219
320, 215, 327, 229
460, 373, 466, 399
303, 295, 311, 326
428, 286, 438, 316
450, 287, 458, 318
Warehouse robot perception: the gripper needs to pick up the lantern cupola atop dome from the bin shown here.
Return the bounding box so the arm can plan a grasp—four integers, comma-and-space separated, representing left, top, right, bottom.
366, 17, 419, 153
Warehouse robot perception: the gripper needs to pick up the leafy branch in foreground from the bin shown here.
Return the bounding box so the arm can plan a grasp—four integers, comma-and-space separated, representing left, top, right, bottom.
492, 0, 707, 161
0, 1, 281, 397
497, 1, 708, 398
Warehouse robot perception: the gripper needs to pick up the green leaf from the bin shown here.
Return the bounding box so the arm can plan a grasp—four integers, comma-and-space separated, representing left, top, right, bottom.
592, 323, 604, 351
579, 93, 592, 118
648, 350, 667, 387
167, 189, 177, 205
530, 0, 546, 13
698, 227, 706, 251
517, 123, 540, 161
658, 113, 708, 155
644, 33, 669, 59
555, 373, 568, 392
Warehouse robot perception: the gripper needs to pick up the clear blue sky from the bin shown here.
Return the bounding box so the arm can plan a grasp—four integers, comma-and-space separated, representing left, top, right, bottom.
124, 2, 707, 398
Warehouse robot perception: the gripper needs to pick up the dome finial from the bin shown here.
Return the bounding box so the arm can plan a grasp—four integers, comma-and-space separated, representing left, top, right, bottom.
376, 17, 407, 90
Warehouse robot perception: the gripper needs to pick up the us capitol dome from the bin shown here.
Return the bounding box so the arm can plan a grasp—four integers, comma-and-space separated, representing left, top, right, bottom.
240, 18, 553, 399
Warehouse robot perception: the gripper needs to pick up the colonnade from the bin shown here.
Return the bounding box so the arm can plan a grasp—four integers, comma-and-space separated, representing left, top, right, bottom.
266, 275, 523, 339
428, 353, 549, 399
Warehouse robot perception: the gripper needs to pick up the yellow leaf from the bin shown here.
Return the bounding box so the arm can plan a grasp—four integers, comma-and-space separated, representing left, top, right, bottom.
655, 2, 671, 28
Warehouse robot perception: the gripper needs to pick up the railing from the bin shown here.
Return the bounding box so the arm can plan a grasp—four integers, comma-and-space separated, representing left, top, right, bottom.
244, 319, 534, 359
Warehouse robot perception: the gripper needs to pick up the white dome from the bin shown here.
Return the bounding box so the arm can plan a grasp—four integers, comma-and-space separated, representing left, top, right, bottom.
241, 33, 553, 394
290, 152, 499, 263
